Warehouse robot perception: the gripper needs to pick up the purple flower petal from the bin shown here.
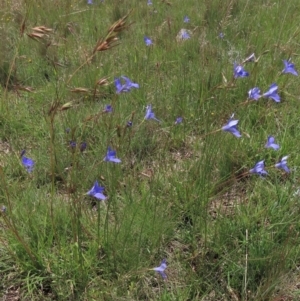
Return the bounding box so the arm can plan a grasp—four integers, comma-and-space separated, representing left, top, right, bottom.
283, 60, 298, 76
87, 181, 107, 200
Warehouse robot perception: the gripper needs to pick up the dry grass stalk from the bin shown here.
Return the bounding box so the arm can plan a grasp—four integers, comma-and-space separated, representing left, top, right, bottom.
70, 87, 90, 93
67, 10, 133, 85
27, 26, 53, 41
96, 78, 109, 86
93, 10, 133, 54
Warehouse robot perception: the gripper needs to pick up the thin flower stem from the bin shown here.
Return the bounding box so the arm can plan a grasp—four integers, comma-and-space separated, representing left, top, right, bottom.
198, 128, 222, 139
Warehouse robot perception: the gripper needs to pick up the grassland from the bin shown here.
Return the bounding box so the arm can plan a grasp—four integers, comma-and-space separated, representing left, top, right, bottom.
1, 0, 300, 300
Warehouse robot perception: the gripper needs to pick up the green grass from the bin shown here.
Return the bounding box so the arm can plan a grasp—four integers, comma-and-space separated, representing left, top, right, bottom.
1, 0, 300, 300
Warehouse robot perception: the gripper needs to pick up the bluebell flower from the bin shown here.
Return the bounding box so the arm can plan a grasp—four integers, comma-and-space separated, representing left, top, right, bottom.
282, 59, 298, 76
122, 76, 139, 90
263, 83, 280, 103
275, 156, 290, 173
80, 142, 87, 152
234, 63, 249, 78
181, 30, 190, 40
147, 0, 152, 5
219, 32, 225, 39
114, 76, 139, 94
265, 136, 279, 150
87, 181, 107, 200
1, 205, 6, 213
145, 105, 160, 122
115, 77, 126, 94
104, 147, 121, 163
127, 121, 133, 127
175, 117, 183, 124
69, 141, 76, 149
248, 87, 261, 100
222, 115, 241, 138
153, 259, 167, 279
144, 36, 153, 46
250, 160, 268, 176
183, 16, 190, 23
21, 154, 35, 173
87, 0, 93, 4
104, 104, 113, 113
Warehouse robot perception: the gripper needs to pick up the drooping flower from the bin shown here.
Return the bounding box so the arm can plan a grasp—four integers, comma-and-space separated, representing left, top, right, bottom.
87, 181, 106, 200
265, 136, 279, 150
233, 63, 249, 78
147, 0, 152, 5
222, 115, 241, 138
21, 154, 35, 173
104, 104, 113, 113
181, 30, 190, 40
104, 147, 121, 163
250, 160, 268, 176
183, 16, 190, 23
127, 121, 133, 127
87, 0, 93, 4
153, 259, 167, 279
145, 105, 160, 122
121, 76, 139, 90
219, 32, 225, 39
114, 76, 139, 94
263, 83, 280, 103
80, 142, 87, 152
275, 156, 290, 173
144, 36, 153, 46
248, 87, 261, 100
1, 205, 7, 213
69, 141, 76, 149
114, 77, 128, 94
175, 117, 183, 124
282, 59, 298, 76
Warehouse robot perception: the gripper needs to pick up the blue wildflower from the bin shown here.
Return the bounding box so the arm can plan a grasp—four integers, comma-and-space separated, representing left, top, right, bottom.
104, 147, 121, 163
248, 87, 261, 100
181, 30, 190, 40
144, 36, 153, 46
275, 156, 290, 173
147, 0, 152, 5
122, 76, 139, 90
222, 115, 241, 138
114, 77, 129, 94
104, 104, 113, 113
21, 153, 35, 173
219, 32, 225, 39
265, 136, 279, 150
1, 205, 6, 213
183, 16, 190, 23
87, 181, 107, 200
234, 63, 249, 78
282, 59, 298, 76
114, 76, 139, 94
250, 160, 268, 176
127, 121, 133, 127
87, 0, 93, 4
175, 117, 183, 124
153, 259, 167, 279
145, 105, 160, 122
69, 141, 76, 149
263, 83, 280, 103
80, 142, 87, 152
